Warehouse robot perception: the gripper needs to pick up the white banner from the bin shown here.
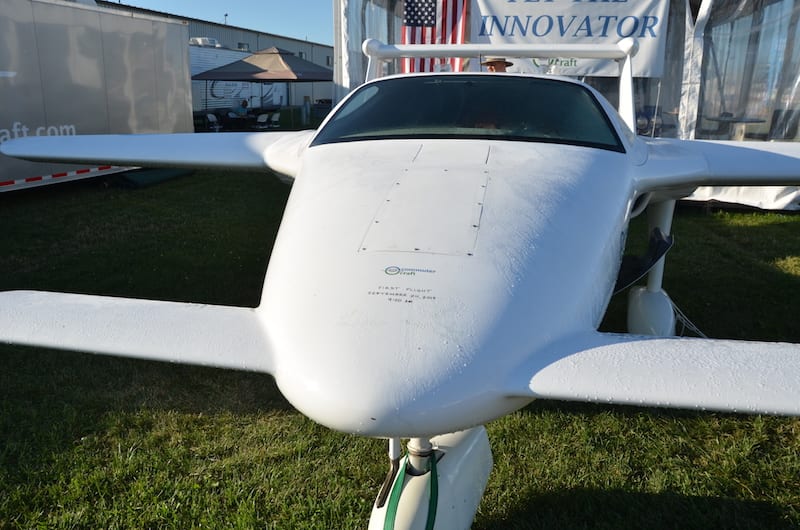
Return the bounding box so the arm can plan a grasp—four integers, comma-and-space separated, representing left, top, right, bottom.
471, 0, 670, 77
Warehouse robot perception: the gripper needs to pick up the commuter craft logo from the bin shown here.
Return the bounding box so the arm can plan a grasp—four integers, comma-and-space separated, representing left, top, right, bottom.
472, 0, 670, 77
384, 266, 436, 276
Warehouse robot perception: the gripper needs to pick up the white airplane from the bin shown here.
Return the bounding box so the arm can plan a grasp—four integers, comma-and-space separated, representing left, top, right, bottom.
3, 40, 800, 529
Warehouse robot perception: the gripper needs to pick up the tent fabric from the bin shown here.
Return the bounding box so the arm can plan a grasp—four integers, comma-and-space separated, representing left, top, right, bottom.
192, 47, 333, 82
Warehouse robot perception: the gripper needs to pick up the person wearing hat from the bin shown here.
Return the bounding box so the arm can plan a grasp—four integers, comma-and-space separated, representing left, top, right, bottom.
481, 57, 513, 72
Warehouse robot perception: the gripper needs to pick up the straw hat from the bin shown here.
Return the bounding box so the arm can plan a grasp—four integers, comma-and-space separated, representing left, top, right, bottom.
480, 57, 513, 67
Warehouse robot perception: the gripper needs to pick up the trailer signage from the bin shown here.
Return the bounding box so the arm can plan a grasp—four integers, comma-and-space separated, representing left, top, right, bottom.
0, 122, 77, 144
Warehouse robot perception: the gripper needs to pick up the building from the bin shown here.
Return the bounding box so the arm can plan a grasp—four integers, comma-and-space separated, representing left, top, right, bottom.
96, 1, 334, 114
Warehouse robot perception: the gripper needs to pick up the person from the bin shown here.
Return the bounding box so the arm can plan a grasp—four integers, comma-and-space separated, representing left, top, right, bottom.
481, 57, 513, 73
235, 99, 249, 116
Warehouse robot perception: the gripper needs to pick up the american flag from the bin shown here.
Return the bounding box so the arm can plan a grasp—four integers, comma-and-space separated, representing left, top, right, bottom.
402, 0, 468, 73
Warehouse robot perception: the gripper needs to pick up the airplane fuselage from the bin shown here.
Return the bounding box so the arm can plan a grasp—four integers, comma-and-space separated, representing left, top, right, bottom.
260, 137, 637, 437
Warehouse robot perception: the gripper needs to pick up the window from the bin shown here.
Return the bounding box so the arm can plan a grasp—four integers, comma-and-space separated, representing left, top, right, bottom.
312, 75, 624, 152
697, 0, 800, 140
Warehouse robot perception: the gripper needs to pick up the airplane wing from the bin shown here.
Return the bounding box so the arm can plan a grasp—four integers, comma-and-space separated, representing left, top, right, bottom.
637, 139, 800, 192
509, 332, 800, 416
0, 131, 315, 179
0, 290, 273, 374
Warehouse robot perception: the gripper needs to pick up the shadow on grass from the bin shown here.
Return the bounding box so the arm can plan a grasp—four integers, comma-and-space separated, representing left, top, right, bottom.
0, 344, 289, 414
602, 205, 800, 342
0, 344, 292, 485
475, 487, 794, 529
480, 399, 800, 529
515, 396, 766, 421
0, 171, 289, 307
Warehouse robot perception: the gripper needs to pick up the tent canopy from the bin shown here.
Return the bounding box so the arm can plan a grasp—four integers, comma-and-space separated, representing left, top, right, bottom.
192, 47, 333, 82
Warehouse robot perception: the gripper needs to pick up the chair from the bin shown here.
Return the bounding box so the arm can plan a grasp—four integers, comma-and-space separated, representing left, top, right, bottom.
768, 109, 800, 140
253, 113, 271, 130
206, 113, 222, 132
269, 112, 281, 128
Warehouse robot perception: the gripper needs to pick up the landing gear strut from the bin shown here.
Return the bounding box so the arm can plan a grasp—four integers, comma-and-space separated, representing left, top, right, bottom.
368, 427, 493, 530
628, 200, 677, 336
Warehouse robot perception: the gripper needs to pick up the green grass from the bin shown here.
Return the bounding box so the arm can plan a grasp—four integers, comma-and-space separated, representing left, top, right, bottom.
1, 174, 799, 528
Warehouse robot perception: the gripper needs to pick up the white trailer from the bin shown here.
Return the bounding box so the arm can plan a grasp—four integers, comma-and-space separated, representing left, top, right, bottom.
0, 0, 193, 191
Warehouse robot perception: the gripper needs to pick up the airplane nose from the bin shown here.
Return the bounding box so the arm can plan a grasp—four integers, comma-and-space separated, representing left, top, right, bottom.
270, 327, 512, 437
269, 319, 533, 438
274, 347, 440, 436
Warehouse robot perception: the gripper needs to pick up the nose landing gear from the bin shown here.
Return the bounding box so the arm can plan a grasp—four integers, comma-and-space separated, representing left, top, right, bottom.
369, 427, 493, 530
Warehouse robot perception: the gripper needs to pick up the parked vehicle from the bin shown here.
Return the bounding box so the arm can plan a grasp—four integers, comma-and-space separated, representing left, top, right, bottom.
0, 0, 193, 191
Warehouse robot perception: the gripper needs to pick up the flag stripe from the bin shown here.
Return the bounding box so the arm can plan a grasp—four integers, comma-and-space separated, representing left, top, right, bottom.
402, 0, 467, 73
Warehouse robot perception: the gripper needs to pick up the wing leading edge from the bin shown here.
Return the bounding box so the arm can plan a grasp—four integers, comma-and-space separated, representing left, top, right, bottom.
0, 131, 314, 179
638, 139, 800, 192
510, 332, 800, 416
0, 291, 273, 374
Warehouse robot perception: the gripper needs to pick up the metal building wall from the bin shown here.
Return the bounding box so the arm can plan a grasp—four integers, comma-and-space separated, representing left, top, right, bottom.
96, 2, 335, 106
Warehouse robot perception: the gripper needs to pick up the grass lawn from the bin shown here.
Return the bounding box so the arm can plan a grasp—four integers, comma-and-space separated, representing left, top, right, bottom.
1, 172, 799, 529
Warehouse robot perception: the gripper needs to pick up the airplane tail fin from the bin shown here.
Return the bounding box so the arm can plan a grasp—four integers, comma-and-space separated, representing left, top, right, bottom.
510, 331, 800, 416
0, 290, 273, 374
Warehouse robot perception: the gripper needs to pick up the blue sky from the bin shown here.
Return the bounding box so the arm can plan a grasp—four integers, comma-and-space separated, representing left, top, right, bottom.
117, 0, 335, 45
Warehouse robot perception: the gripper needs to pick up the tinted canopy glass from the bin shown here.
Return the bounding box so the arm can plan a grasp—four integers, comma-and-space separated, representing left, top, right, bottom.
312, 75, 624, 152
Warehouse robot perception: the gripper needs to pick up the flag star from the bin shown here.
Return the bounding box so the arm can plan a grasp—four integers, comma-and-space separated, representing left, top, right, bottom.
404, 0, 437, 27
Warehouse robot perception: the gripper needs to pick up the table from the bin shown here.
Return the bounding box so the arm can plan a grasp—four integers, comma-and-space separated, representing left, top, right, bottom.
706, 116, 765, 140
